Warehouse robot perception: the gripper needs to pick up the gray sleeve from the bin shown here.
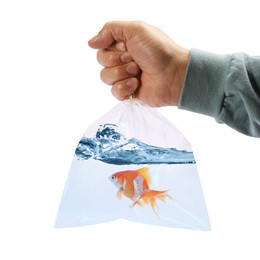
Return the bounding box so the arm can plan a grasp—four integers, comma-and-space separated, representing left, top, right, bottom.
178, 48, 260, 137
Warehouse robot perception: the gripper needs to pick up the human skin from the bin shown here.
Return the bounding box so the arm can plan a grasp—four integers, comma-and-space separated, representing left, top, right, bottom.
88, 21, 190, 107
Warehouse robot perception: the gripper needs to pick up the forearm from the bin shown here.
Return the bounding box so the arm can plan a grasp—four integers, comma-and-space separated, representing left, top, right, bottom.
178, 49, 260, 137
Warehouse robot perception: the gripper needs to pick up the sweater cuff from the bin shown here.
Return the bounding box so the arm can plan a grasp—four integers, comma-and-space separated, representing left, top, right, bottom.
178, 49, 231, 118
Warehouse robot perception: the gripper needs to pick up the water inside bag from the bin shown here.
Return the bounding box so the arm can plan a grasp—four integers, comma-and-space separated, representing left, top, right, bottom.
55, 99, 210, 230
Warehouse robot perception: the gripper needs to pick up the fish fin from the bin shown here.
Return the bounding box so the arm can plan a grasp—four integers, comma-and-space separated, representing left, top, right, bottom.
130, 199, 143, 208
116, 189, 123, 200
165, 193, 174, 201
149, 197, 159, 217
136, 200, 143, 207
139, 190, 173, 217
136, 167, 151, 185
156, 190, 174, 202
142, 196, 149, 204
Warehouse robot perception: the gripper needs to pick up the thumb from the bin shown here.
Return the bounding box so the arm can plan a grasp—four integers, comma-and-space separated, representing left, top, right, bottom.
88, 25, 115, 49
88, 21, 132, 49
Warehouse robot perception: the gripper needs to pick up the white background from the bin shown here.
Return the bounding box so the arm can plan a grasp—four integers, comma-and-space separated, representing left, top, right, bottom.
0, 0, 260, 259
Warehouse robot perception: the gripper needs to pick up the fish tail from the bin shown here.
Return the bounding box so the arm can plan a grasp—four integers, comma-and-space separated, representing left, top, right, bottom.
130, 199, 143, 208
139, 190, 173, 217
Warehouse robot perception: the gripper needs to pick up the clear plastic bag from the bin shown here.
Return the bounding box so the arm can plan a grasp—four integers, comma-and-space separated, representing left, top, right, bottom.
55, 99, 210, 230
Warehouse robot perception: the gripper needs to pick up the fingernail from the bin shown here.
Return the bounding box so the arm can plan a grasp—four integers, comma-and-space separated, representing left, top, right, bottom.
126, 78, 137, 87
126, 63, 139, 74
116, 41, 126, 52
121, 52, 132, 63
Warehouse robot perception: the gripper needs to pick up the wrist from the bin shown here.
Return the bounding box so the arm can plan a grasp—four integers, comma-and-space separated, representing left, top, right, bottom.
170, 48, 190, 106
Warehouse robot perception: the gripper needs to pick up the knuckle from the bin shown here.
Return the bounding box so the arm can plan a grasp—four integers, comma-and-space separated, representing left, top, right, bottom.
113, 67, 121, 79
112, 82, 126, 101
113, 64, 128, 80
97, 49, 121, 67
108, 53, 118, 65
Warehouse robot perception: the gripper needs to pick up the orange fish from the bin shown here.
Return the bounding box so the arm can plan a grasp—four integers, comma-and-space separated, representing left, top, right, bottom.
109, 167, 173, 216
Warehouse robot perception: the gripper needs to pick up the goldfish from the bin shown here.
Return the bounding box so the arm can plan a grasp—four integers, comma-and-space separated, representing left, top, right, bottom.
109, 167, 173, 216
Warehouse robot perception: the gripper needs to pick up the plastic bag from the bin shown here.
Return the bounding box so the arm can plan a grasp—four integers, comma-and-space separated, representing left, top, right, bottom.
55, 99, 210, 230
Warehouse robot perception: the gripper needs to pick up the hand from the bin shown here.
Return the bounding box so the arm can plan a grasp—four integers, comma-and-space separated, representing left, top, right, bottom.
88, 21, 190, 107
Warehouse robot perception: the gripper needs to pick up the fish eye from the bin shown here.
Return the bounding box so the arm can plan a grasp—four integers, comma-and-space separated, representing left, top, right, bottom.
111, 175, 116, 180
